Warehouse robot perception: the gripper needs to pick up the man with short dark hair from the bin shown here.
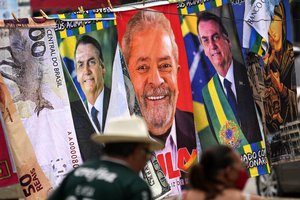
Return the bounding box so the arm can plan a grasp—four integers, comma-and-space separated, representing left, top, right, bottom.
197, 11, 262, 147
75, 35, 110, 132
48, 116, 163, 200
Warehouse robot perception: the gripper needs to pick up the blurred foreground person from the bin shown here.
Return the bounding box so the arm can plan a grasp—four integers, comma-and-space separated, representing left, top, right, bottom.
181, 145, 262, 200
47, 116, 163, 200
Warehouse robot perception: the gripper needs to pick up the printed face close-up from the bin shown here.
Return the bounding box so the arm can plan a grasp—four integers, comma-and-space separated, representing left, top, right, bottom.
75, 43, 105, 98
127, 27, 179, 136
268, 15, 283, 52
198, 20, 232, 72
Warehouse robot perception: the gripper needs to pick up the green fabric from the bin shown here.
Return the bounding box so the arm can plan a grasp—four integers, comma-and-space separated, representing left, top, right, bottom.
48, 160, 152, 200
198, 126, 218, 149
202, 79, 221, 133
202, 75, 248, 149
249, 33, 263, 54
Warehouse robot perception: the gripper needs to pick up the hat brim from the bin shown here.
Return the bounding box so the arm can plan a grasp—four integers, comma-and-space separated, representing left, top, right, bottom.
91, 133, 164, 151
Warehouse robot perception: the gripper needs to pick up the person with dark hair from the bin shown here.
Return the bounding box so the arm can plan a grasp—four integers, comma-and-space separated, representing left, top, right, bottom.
262, 1, 297, 132
121, 10, 196, 196
179, 145, 261, 200
48, 116, 163, 200
75, 35, 111, 132
197, 11, 262, 148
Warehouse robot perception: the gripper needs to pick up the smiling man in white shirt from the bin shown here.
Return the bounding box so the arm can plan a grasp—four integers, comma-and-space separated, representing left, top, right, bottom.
122, 10, 197, 196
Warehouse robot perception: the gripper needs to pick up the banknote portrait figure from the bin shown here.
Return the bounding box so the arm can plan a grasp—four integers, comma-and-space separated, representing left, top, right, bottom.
197, 11, 262, 148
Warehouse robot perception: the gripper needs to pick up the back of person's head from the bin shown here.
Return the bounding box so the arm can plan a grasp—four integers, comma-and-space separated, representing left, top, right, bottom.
91, 116, 163, 173
103, 142, 140, 157
189, 145, 237, 199
122, 9, 178, 64
197, 11, 228, 37
75, 35, 104, 63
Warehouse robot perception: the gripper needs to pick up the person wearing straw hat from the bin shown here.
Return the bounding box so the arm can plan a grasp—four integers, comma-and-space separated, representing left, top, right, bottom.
47, 116, 163, 200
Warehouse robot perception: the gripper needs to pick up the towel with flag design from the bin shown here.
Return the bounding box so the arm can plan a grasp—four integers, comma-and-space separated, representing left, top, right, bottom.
178, 0, 269, 177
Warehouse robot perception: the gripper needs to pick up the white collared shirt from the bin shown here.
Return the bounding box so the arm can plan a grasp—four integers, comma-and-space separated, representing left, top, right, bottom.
155, 119, 181, 196
217, 61, 237, 100
87, 89, 104, 132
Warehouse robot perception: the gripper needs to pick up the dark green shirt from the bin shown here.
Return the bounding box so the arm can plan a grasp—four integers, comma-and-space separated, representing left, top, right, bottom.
48, 159, 152, 200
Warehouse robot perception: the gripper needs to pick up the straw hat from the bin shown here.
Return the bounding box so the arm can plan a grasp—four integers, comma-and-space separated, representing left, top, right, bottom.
91, 115, 164, 151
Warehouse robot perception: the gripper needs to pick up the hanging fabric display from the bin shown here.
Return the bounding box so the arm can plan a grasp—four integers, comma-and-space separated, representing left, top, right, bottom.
62, 56, 104, 162
233, 0, 299, 165
257, 0, 297, 165
2, 0, 299, 198
178, 0, 269, 177
0, 114, 18, 188
116, 3, 198, 198
261, 0, 298, 137
54, 8, 171, 200
262, 0, 298, 165
55, 8, 137, 162
242, 0, 273, 56
0, 17, 82, 196
54, 9, 116, 131
0, 74, 52, 199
